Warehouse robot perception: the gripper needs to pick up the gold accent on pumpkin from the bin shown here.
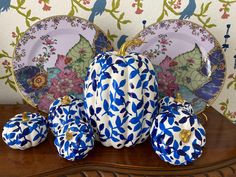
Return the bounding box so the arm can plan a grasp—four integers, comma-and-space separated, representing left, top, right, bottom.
174, 92, 185, 104
179, 129, 192, 143
66, 131, 73, 141
61, 96, 71, 105
22, 112, 28, 122
117, 38, 145, 56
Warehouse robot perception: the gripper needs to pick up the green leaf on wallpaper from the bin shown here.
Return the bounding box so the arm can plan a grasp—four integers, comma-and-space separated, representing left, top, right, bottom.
17, 0, 25, 6
15, 26, 24, 38
2, 50, 8, 55
157, 9, 166, 22
140, 3, 143, 8
25, 19, 30, 27
172, 44, 209, 91
0, 50, 9, 59
119, 12, 124, 20
168, 0, 175, 6
16, 26, 20, 34
207, 24, 217, 28
112, 0, 116, 9
7, 79, 17, 92
115, 0, 120, 9
107, 30, 118, 42
117, 22, 121, 30
122, 20, 131, 24
203, 2, 212, 14
227, 75, 236, 90
227, 81, 234, 89
219, 102, 227, 106
225, 7, 230, 12
226, 98, 229, 104
66, 34, 93, 78
26, 10, 31, 17
30, 17, 40, 21
0, 54, 6, 59
206, 17, 210, 24
200, 3, 204, 14
68, 8, 75, 17
112, 0, 120, 10
164, 9, 168, 16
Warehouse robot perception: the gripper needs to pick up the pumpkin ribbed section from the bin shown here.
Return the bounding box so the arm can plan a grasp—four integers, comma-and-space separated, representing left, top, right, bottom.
84, 51, 158, 149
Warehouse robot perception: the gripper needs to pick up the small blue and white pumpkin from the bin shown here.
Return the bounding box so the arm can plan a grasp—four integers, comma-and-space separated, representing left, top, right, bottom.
150, 107, 206, 165
159, 93, 194, 115
54, 120, 95, 161
84, 39, 159, 149
48, 95, 86, 136
2, 112, 48, 150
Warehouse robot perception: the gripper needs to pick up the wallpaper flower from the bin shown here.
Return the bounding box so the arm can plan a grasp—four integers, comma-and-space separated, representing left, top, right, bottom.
0, 0, 235, 123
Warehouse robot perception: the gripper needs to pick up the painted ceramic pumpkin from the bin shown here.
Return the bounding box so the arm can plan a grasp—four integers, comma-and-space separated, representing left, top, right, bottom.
2, 112, 48, 150
150, 107, 206, 165
48, 95, 86, 136
54, 121, 95, 161
84, 39, 159, 149
159, 93, 194, 115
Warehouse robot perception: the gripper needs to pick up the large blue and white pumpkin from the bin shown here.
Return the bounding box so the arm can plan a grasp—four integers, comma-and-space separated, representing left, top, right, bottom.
48, 95, 86, 136
2, 112, 48, 150
54, 121, 95, 161
150, 107, 206, 165
84, 39, 159, 149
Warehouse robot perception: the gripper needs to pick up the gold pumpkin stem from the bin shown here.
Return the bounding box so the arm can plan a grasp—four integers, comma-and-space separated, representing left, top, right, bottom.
179, 129, 192, 143
61, 96, 71, 105
66, 130, 73, 141
22, 112, 28, 122
117, 38, 145, 56
174, 92, 184, 104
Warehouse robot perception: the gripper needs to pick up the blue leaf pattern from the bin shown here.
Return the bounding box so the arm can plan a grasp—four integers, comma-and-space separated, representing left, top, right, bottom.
54, 121, 94, 161
84, 51, 158, 148
48, 95, 86, 136
150, 107, 206, 165
2, 113, 48, 150
159, 96, 194, 116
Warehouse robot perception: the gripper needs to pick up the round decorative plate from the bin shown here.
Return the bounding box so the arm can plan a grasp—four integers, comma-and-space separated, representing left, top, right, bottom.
13, 15, 113, 113
128, 19, 225, 114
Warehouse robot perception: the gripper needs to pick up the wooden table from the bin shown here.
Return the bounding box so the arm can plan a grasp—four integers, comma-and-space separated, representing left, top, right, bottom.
1, 105, 236, 177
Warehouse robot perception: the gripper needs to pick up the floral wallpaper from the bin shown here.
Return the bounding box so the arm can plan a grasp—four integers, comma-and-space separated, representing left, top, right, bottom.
0, 0, 235, 123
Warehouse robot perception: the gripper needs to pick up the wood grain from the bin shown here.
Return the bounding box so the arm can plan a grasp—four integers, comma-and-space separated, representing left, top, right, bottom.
1, 105, 236, 177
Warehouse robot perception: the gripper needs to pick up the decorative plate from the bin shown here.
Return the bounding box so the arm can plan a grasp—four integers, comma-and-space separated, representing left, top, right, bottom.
13, 15, 113, 113
128, 19, 225, 114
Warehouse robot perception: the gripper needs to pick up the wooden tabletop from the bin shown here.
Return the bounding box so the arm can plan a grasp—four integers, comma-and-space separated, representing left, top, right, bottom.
1, 104, 236, 177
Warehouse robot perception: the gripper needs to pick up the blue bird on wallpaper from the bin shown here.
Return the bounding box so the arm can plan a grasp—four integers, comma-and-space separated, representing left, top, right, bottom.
0, 0, 11, 13
179, 0, 196, 20
117, 35, 128, 49
88, 0, 106, 22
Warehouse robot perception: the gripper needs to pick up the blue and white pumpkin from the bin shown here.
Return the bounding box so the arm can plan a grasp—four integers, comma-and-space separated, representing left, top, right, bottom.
159, 93, 194, 115
48, 95, 86, 136
150, 107, 206, 165
84, 39, 159, 149
54, 121, 95, 161
2, 112, 48, 150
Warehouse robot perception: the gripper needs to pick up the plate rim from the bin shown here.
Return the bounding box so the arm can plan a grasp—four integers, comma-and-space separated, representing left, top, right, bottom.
130, 19, 226, 115
11, 14, 113, 113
